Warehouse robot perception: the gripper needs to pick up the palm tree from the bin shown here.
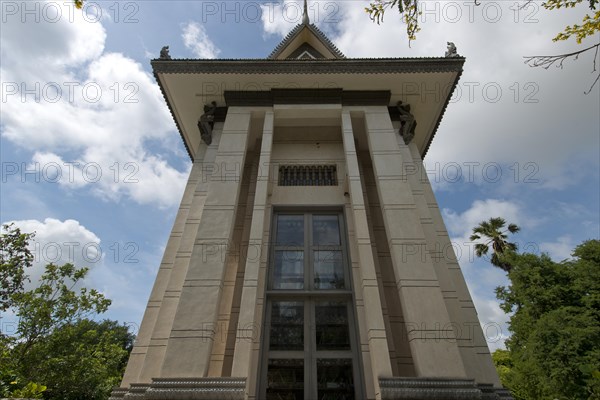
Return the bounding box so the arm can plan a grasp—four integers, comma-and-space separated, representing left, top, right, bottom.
470, 217, 520, 272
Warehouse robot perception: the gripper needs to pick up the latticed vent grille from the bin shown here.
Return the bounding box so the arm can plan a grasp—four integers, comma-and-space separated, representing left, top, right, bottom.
278, 165, 337, 186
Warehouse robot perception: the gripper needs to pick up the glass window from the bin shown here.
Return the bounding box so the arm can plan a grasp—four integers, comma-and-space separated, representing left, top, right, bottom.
263, 211, 361, 399
269, 301, 304, 351
266, 359, 304, 400
313, 215, 341, 245
273, 251, 304, 290
315, 301, 350, 351
314, 250, 344, 290
317, 359, 354, 400
276, 215, 304, 245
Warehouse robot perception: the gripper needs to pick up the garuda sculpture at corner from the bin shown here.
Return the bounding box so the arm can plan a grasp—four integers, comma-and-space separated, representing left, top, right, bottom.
198, 102, 217, 145
445, 42, 459, 58
160, 46, 171, 60
397, 101, 417, 145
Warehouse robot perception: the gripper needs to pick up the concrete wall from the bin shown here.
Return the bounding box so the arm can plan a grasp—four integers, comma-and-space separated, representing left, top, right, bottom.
119, 105, 502, 399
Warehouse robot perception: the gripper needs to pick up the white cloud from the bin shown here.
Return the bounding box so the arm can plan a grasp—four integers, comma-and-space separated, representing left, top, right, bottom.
471, 291, 511, 352
443, 198, 529, 240
0, 1, 188, 208
3, 218, 102, 288
261, 0, 303, 37
539, 235, 575, 261
181, 22, 221, 59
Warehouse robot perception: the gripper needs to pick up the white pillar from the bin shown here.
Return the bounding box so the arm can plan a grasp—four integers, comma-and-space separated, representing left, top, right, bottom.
363, 106, 467, 379
231, 111, 274, 379
160, 108, 251, 377
341, 110, 393, 399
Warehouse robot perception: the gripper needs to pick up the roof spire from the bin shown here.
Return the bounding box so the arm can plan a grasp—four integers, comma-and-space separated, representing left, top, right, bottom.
302, 0, 309, 24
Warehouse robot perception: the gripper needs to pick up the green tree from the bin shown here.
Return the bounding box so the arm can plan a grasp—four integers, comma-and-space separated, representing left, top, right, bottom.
1, 223, 34, 311
496, 239, 600, 399
366, 0, 599, 45
0, 224, 133, 399
470, 217, 520, 272
20, 319, 134, 400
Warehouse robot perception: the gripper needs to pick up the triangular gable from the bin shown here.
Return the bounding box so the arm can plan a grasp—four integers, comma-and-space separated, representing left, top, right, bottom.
268, 23, 345, 60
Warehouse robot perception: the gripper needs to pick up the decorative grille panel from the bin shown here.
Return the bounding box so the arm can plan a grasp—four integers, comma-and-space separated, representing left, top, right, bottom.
278, 165, 337, 186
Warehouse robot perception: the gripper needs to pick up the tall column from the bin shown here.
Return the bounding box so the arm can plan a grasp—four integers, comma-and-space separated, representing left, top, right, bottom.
341, 110, 393, 399
232, 110, 273, 379
405, 141, 500, 386
121, 141, 212, 386
160, 108, 251, 377
363, 107, 467, 379
136, 131, 222, 383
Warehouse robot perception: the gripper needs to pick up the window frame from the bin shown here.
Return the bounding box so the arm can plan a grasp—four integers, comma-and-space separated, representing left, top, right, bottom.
259, 208, 365, 400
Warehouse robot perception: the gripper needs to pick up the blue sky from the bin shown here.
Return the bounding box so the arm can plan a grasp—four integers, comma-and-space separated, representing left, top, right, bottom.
1, 0, 599, 350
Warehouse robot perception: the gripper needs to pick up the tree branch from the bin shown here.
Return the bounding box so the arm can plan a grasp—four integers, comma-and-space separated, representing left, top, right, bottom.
524, 42, 600, 94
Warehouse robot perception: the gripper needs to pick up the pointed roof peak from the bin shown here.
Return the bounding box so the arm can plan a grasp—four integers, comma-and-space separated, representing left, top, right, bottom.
268, 20, 345, 59
302, 0, 309, 24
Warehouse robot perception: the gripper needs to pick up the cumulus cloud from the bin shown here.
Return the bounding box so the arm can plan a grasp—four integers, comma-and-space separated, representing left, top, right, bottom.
182, 22, 221, 59
3, 218, 102, 288
261, 0, 302, 37
443, 198, 529, 240
539, 235, 575, 261
0, 1, 188, 208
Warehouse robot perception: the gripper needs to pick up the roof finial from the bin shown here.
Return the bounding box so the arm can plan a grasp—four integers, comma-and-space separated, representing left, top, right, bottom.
302, 0, 309, 24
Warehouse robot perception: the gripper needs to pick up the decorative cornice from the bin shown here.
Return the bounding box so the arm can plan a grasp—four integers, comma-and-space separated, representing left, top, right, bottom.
145, 378, 246, 400
111, 378, 246, 400
152, 57, 464, 75
379, 378, 514, 400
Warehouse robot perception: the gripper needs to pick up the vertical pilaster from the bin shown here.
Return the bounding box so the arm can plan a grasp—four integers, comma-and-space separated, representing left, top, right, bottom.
232, 111, 274, 379
341, 110, 393, 399
121, 141, 212, 386
405, 142, 500, 386
363, 107, 467, 379
160, 108, 251, 377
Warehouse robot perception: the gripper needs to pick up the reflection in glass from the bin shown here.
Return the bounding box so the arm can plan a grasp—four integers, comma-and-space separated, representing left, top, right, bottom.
315, 301, 350, 350
314, 251, 344, 289
267, 359, 304, 400
270, 301, 304, 350
273, 251, 304, 289
317, 359, 354, 400
313, 215, 341, 245
277, 215, 304, 245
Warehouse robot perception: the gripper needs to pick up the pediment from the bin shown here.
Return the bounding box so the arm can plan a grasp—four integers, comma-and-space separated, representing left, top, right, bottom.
268, 23, 345, 60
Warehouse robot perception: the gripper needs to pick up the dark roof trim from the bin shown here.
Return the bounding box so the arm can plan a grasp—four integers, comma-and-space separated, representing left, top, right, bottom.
151, 57, 465, 75
268, 23, 345, 59
224, 89, 390, 106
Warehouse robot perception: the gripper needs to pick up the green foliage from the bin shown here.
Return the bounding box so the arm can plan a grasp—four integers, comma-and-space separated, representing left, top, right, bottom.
545, 0, 600, 43
365, 0, 420, 43
497, 239, 600, 399
8, 382, 47, 399
470, 217, 520, 272
365, 0, 599, 47
1, 224, 34, 311
19, 319, 134, 400
491, 349, 512, 386
0, 224, 133, 400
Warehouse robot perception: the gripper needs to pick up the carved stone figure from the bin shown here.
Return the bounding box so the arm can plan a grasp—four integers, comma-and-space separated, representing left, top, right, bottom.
397, 101, 417, 145
198, 101, 217, 145
160, 46, 171, 60
445, 42, 459, 58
